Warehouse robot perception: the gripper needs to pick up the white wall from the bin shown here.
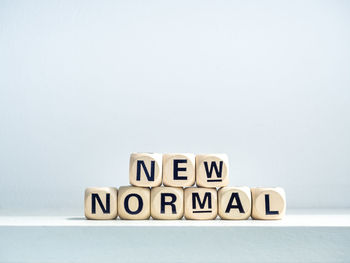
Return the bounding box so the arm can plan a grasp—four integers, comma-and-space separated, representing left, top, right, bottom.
1, 0, 349, 214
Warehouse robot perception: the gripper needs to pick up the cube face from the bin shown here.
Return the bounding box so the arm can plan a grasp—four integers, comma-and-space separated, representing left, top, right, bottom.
196, 154, 229, 188
251, 187, 286, 220
184, 187, 217, 220
151, 187, 184, 220
84, 187, 118, 220
218, 186, 251, 220
163, 153, 195, 187
129, 153, 162, 187
118, 186, 151, 220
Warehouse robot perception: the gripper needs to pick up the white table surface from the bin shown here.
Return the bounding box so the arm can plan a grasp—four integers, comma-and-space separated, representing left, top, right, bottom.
1, 209, 349, 263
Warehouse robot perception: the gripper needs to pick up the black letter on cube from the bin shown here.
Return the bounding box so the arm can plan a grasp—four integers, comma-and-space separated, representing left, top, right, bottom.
124, 193, 143, 215
91, 193, 110, 214
136, 160, 155, 181
160, 193, 177, 214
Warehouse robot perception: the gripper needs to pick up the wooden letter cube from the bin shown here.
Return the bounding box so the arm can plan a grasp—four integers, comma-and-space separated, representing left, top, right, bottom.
196, 154, 229, 188
218, 186, 251, 220
84, 187, 118, 220
118, 186, 150, 220
151, 187, 184, 220
163, 153, 195, 187
184, 187, 217, 220
129, 153, 162, 187
251, 187, 286, 220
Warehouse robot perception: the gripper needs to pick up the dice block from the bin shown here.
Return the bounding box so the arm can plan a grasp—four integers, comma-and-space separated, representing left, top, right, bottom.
251, 187, 286, 220
118, 186, 151, 220
184, 187, 217, 220
84, 187, 118, 220
129, 153, 162, 187
218, 186, 251, 220
163, 153, 195, 187
151, 187, 184, 220
196, 154, 229, 188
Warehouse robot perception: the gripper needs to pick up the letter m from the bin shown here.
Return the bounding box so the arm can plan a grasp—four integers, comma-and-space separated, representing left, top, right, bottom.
192, 192, 212, 209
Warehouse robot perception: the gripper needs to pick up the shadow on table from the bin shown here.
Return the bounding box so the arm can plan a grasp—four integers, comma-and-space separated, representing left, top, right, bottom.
66, 217, 86, 220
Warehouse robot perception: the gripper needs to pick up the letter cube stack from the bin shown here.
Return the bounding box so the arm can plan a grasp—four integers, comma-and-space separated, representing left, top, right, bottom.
85, 153, 286, 220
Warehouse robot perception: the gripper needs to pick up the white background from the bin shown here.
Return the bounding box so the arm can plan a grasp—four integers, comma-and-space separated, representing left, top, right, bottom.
0, 0, 349, 214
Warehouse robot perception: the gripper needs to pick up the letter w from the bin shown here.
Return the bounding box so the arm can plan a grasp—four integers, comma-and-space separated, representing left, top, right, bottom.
204, 161, 223, 179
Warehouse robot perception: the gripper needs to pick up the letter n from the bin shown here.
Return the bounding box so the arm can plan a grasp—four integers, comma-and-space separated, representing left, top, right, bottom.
136, 160, 155, 181
91, 193, 110, 214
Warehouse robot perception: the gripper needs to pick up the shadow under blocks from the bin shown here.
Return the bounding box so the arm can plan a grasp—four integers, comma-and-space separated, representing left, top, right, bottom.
84, 153, 286, 220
